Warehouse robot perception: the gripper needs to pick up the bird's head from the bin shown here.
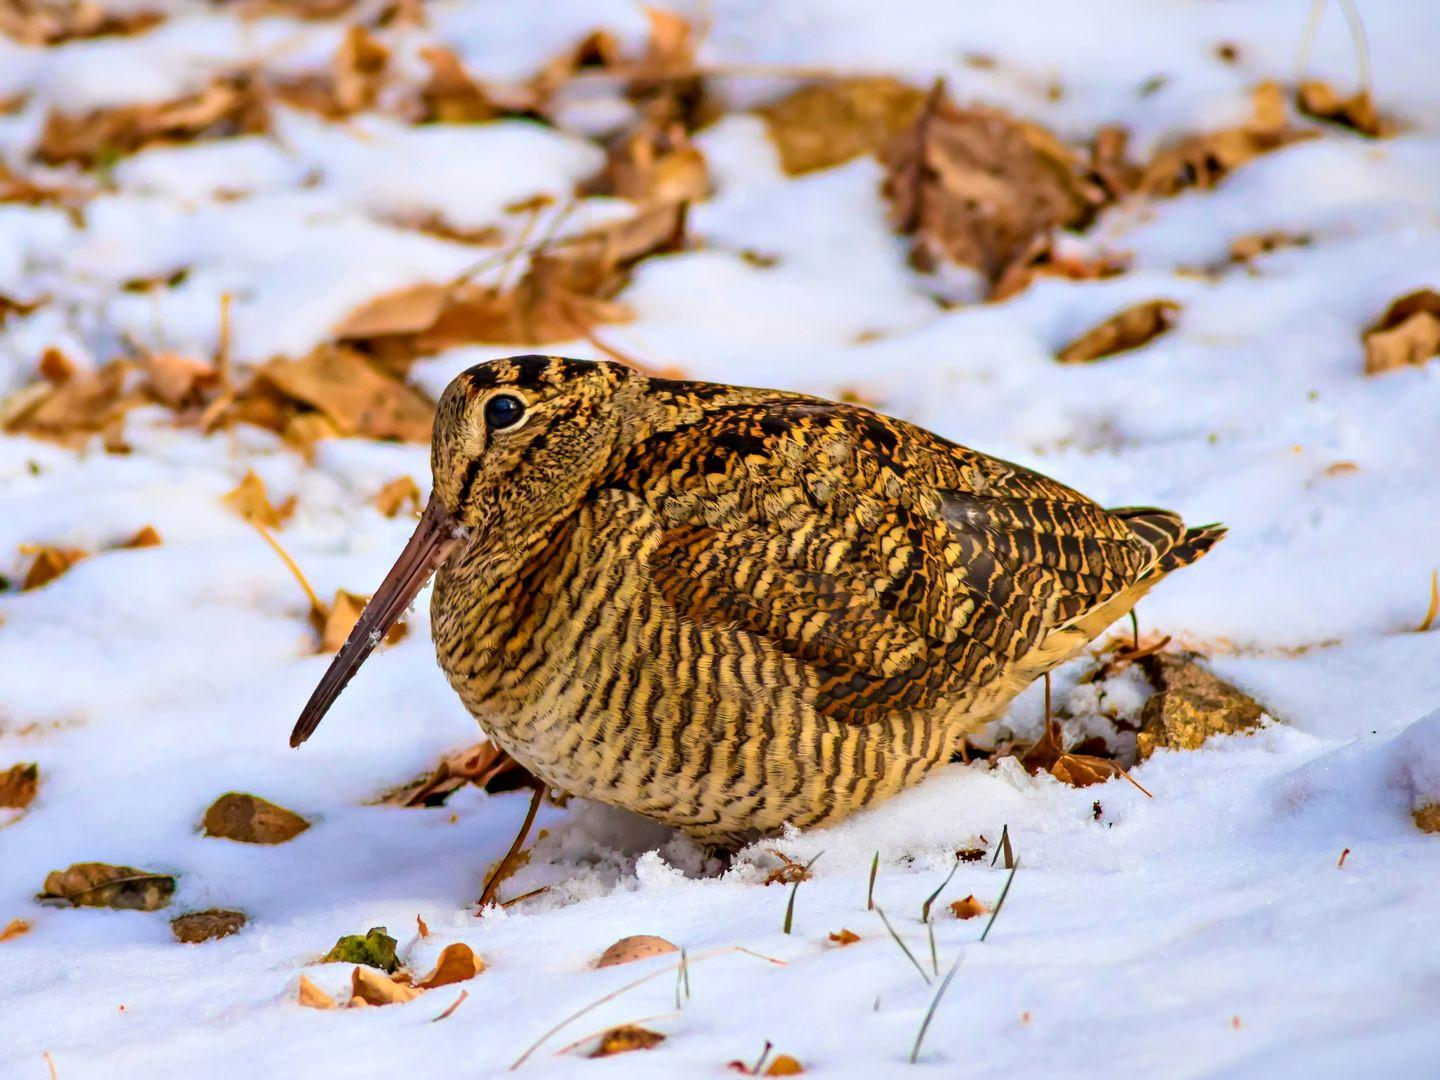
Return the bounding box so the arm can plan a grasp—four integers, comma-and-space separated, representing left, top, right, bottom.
288, 354, 644, 747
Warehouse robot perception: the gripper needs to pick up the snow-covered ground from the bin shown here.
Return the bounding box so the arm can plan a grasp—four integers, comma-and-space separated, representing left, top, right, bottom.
3, 1, 1440, 1077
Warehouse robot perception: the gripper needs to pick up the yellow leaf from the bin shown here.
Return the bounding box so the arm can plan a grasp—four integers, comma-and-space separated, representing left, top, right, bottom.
297, 974, 335, 1009
222, 471, 293, 529
766, 1055, 806, 1076
415, 942, 483, 989
317, 589, 408, 653
949, 894, 989, 920
19, 544, 87, 590
374, 476, 422, 519
348, 965, 422, 1007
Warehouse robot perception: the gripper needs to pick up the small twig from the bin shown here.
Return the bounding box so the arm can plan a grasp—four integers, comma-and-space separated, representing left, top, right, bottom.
44, 1051, 59, 1080
216, 291, 233, 390
979, 859, 1021, 943
867, 851, 879, 910
874, 904, 931, 985
1115, 765, 1154, 799
249, 521, 323, 616
990, 825, 1013, 870
478, 784, 544, 911
920, 857, 961, 923
501, 885, 550, 909
782, 851, 823, 934
432, 989, 469, 1022
909, 953, 965, 1064
1337, 847, 1350, 868
1417, 570, 1439, 633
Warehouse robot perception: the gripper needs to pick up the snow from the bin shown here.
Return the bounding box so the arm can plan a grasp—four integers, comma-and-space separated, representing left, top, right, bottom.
3, 1, 1440, 1078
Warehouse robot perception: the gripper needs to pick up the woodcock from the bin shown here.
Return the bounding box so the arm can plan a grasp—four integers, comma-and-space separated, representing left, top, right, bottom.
291, 355, 1223, 848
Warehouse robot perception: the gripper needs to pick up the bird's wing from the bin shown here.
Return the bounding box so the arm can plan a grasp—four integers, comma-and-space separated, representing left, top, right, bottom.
597, 396, 1166, 726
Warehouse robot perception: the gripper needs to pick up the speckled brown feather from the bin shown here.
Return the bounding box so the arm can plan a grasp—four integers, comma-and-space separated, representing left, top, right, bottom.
424, 355, 1222, 846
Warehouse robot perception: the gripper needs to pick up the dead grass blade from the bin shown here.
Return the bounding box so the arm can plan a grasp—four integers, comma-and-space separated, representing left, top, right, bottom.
1417, 570, 1439, 632
873, 904, 931, 985
990, 825, 1013, 869
432, 989, 469, 1022
920, 856, 961, 923
782, 851, 823, 934
909, 952, 965, 1064
867, 850, 879, 910
979, 859, 1021, 943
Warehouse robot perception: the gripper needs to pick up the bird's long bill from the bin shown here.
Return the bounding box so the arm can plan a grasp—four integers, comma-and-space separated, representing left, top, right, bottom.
289, 493, 460, 748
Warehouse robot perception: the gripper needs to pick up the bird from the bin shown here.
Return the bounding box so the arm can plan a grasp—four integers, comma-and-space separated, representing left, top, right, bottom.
290, 354, 1223, 852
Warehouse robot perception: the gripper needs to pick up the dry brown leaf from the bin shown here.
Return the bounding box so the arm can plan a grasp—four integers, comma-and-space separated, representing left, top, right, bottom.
373, 476, 422, 518
1296, 80, 1395, 138
143, 351, 219, 408
595, 935, 679, 968
828, 928, 860, 946
0, 0, 163, 46
380, 741, 531, 807
416, 915, 429, 938
1048, 753, 1122, 788
40, 862, 176, 911
583, 118, 709, 205
765, 1055, 805, 1076
297, 974, 335, 1009
763, 851, 814, 886
333, 283, 450, 340
949, 894, 988, 920
991, 237, 1128, 302
758, 77, 927, 176
20, 544, 87, 590
1228, 231, 1312, 264
1139, 82, 1311, 197
0, 917, 30, 942
884, 82, 1101, 287
222, 470, 294, 529
1363, 290, 1440, 375
415, 942, 483, 988
202, 792, 311, 844
119, 524, 163, 549
3, 359, 140, 446
333, 25, 389, 115
0, 762, 38, 809
1414, 804, 1440, 834
315, 588, 407, 653
38, 346, 76, 384
256, 346, 433, 443
416, 46, 513, 123
1057, 300, 1180, 363
589, 1024, 666, 1058
349, 964, 423, 1007
172, 909, 247, 943
1136, 652, 1266, 759
37, 73, 269, 167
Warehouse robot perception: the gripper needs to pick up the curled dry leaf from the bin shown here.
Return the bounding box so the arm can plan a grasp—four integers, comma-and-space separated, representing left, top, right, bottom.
1296, 80, 1395, 138
119, 525, 163, 549
415, 942, 483, 988
172, 909, 247, 943
763, 850, 814, 886
324, 927, 399, 972
1414, 804, 1440, 834
1136, 652, 1266, 759
0, 762, 38, 808
349, 964, 423, 1007
315, 588, 408, 653
883, 82, 1101, 288
255, 346, 433, 443
1, 917, 30, 942
1056, 300, 1180, 363
758, 77, 926, 176
595, 934, 679, 968
40, 862, 176, 911
828, 928, 861, 946
202, 792, 311, 844
380, 741, 532, 806
20, 545, 87, 590
765, 1055, 805, 1076
583, 118, 709, 205
297, 974, 335, 1009
589, 1024, 666, 1058
1363, 290, 1440, 375
222, 471, 295, 529
374, 476, 422, 518
950, 894, 989, 920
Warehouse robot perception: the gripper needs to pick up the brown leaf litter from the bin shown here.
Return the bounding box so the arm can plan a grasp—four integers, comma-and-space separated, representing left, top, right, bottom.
758, 77, 927, 176
762, 850, 815, 887
222, 471, 296, 530
1363, 289, 1440, 375
1, 917, 30, 941
40, 862, 176, 910
373, 476, 422, 518
380, 741, 532, 807
581, 117, 709, 206
19, 544, 87, 590
296, 974, 334, 1009
171, 909, 247, 943
950, 895, 989, 919
1414, 805, 1440, 834
202, 792, 311, 844
0, 762, 38, 808
588, 1025, 666, 1058
0, 0, 163, 46
342, 941, 482, 1007
1296, 80, 1396, 138
1056, 299, 1181, 363
1135, 652, 1266, 760
595, 935, 679, 968
273, 24, 390, 119
828, 928, 861, 946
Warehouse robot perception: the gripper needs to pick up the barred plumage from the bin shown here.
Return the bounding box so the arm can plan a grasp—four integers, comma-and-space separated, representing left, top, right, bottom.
293, 355, 1223, 847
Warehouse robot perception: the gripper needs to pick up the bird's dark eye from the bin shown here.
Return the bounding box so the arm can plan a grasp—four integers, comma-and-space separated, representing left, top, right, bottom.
484, 394, 525, 431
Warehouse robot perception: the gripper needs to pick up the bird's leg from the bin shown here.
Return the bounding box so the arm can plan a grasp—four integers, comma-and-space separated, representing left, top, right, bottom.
476, 780, 544, 912
1044, 671, 1058, 745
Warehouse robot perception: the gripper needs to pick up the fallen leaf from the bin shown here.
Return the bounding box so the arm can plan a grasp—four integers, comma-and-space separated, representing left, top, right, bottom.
416, 942, 483, 988
332, 25, 389, 115
38, 346, 76, 384
955, 847, 985, 863
297, 974, 335, 1009
255, 346, 433, 443
3, 360, 140, 447
315, 588, 408, 653
1136, 652, 1266, 759
759, 78, 927, 176
415, 46, 508, 123
20, 545, 87, 590
1057, 300, 1180, 363
766, 1056, 805, 1076
1363, 290, 1440, 375
40, 862, 175, 911
202, 792, 310, 844
222, 471, 294, 529
991, 237, 1128, 301
582, 118, 709, 205
1228, 231, 1312, 264
828, 928, 860, 946
589, 1024, 666, 1058
374, 476, 422, 518
1, 918, 30, 941
1048, 752, 1123, 788
950, 894, 989, 919
0, 0, 163, 46
1414, 805, 1440, 834
0, 763, 39, 809
1296, 80, 1395, 137
380, 742, 532, 806
349, 964, 422, 1006
143, 351, 219, 408
1139, 82, 1311, 197
118, 524, 163, 548
171, 909, 247, 943
416, 915, 429, 938
324, 927, 399, 972
883, 82, 1101, 288
595, 934, 679, 968
333, 283, 450, 340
